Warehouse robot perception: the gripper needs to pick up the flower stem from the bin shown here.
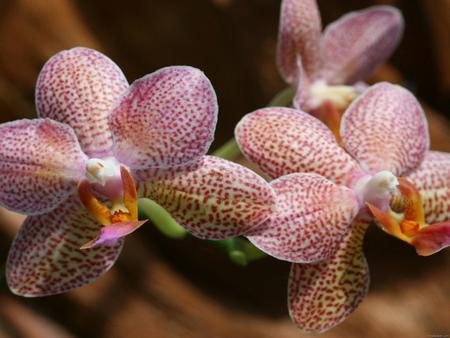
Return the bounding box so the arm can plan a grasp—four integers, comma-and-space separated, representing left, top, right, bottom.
138, 198, 187, 239
268, 86, 295, 107
212, 138, 241, 160
208, 237, 267, 266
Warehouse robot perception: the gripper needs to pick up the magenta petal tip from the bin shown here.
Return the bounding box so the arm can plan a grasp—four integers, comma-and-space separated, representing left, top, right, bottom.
81, 220, 147, 249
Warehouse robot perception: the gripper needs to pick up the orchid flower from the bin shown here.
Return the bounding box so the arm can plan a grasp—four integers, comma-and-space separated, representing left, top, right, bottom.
277, 0, 404, 135
235, 82, 450, 332
0, 47, 275, 297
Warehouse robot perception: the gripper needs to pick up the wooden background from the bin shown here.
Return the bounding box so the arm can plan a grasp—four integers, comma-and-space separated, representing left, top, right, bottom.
0, 0, 449, 337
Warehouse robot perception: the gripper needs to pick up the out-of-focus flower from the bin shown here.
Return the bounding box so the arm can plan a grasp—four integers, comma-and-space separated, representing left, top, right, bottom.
235, 82, 450, 333
277, 0, 404, 135
0, 47, 275, 297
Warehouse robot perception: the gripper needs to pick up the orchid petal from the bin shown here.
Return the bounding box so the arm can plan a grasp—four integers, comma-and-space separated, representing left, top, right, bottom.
411, 222, 450, 256
80, 220, 147, 249
407, 151, 450, 223
36, 47, 129, 158
341, 83, 429, 176
110, 66, 217, 170
235, 107, 363, 185
322, 6, 404, 85
247, 173, 360, 263
6, 196, 123, 297
277, 0, 322, 84
288, 216, 370, 333
0, 119, 87, 215
292, 56, 312, 111
136, 156, 275, 239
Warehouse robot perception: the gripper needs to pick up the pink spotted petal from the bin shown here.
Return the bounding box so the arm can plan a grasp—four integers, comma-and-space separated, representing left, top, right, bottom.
247, 173, 360, 263
407, 151, 450, 224
235, 107, 364, 185
288, 216, 371, 333
136, 156, 276, 239
293, 56, 313, 111
110, 66, 217, 170
341, 83, 429, 176
277, 0, 322, 84
6, 196, 123, 297
36, 47, 129, 158
81, 220, 147, 249
0, 119, 87, 215
411, 222, 450, 256
321, 6, 404, 85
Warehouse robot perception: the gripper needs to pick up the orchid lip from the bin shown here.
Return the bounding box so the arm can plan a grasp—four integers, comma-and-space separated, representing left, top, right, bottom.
367, 177, 449, 255
78, 165, 141, 248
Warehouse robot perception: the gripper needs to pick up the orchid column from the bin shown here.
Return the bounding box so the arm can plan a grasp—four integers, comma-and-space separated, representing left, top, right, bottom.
0, 47, 275, 297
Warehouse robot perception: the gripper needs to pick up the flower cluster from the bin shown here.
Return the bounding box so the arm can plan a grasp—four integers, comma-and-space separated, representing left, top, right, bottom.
236, 82, 450, 333
0, 0, 448, 335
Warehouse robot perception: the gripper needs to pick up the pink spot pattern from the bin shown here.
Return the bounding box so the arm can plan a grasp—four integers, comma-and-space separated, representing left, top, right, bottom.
321, 6, 404, 85
36, 47, 129, 158
341, 83, 429, 176
247, 173, 360, 263
277, 0, 322, 84
235, 107, 363, 185
136, 156, 275, 239
6, 196, 123, 297
110, 66, 218, 169
0, 119, 87, 215
288, 215, 371, 333
408, 151, 450, 224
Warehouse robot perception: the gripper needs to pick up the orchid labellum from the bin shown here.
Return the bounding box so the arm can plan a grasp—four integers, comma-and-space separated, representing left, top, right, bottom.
0, 47, 275, 297
235, 82, 450, 333
277, 0, 404, 136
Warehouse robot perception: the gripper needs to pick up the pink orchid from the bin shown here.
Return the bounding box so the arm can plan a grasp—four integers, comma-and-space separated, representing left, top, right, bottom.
235, 82, 450, 333
277, 0, 403, 135
0, 47, 275, 297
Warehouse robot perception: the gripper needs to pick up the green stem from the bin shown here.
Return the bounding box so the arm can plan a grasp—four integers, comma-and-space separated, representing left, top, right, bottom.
138, 198, 187, 239
212, 138, 241, 160
268, 86, 296, 107
208, 237, 267, 266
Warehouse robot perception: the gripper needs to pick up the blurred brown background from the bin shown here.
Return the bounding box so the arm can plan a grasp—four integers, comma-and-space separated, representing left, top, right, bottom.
0, 0, 449, 337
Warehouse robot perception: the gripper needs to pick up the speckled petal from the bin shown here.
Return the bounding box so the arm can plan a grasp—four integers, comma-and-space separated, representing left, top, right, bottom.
6, 196, 123, 297
277, 0, 322, 84
288, 216, 371, 333
0, 119, 87, 215
341, 83, 429, 176
136, 156, 275, 239
110, 66, 217, 170
247, 173, 360, 263
36, 47, 129, 158
235, 107, 363, 185
407, 151, 450, 224
293, 56, 313, 111
322, 6, 404, 85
